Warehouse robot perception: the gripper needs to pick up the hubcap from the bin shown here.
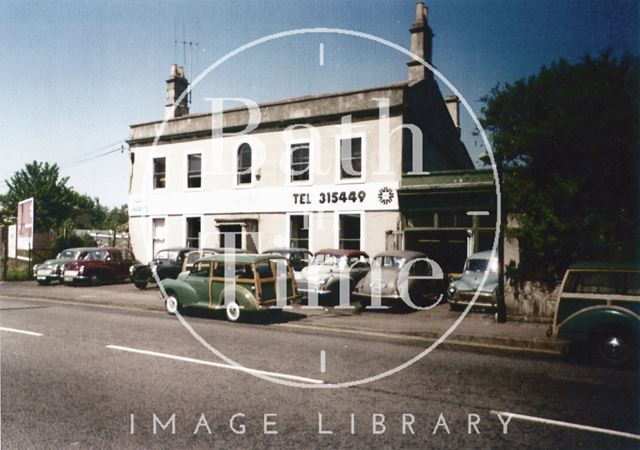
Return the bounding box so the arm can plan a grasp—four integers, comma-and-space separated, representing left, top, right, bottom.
166, 296, 178, 314
227, 302, 240, 321
603, 336, 625, 359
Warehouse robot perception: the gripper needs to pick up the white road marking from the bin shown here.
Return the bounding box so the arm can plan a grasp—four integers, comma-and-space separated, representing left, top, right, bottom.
106, 345, 324, 384
466, 210, 490, 216
319, 42, 324, 66
0, 326, 43, 337
491, 410, 640, 441
320, 350, 326, 373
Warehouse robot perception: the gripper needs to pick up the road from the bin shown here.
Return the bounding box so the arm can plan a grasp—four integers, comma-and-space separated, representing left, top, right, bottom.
1, 293, 638, 449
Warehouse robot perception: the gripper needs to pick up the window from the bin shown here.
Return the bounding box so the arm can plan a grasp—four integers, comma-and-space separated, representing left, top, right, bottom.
290, 143, 310, 182
186, 217, 201, 248
339, 214, 361, 250
237, 143, 252, 185
289, 215, 309, 249
187, 153, 202, 188
192, 261, 210, 278
339, 137, 362, 180
153, 157, 166, 189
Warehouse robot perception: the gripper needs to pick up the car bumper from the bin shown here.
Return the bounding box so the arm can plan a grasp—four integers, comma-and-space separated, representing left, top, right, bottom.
450, 291, 496, 308
296, 280, 332, 295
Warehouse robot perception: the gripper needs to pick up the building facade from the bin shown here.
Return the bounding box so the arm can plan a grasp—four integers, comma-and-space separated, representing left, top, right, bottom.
127, 2, 474, 263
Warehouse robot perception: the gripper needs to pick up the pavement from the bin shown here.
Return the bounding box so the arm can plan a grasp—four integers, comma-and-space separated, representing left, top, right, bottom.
0, 280, 568, 358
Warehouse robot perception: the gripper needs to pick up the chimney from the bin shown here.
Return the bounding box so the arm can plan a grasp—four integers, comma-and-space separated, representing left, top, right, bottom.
165, 64, 189, 119
407, 1, 434, 83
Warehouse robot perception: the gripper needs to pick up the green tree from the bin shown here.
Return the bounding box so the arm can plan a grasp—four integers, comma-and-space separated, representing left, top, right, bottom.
0, 161, 76, 232
481, 51, 638, 282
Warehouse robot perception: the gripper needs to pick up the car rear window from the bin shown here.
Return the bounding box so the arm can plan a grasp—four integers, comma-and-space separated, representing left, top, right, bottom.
563, 270, 640, 296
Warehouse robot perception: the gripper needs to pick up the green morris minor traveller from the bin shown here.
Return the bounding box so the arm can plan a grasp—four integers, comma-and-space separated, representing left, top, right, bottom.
550, 262, 640, 368
160, 254, 298, 322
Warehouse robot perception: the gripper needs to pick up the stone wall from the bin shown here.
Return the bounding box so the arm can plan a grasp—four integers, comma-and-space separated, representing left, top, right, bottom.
505, 280, 560, 323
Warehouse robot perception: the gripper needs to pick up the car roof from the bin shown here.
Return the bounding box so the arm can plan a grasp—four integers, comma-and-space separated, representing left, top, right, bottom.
197, 247, 249, 254
373, 250, 427, 259
156, 247, 196, 252
60, 247, 94, 252
198, 253, 287, 264
569, 261, 639, 271
467, 250, 496, 260
315, 248, 369, 258
263, 248, 312, 254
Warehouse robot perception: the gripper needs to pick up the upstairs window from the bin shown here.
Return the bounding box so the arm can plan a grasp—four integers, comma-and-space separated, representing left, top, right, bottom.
339, 137, 362, 180
187, 153, 202, 188
339, 213, 361, 250
237, 143, 252, 185
289, 214, 309, 249
290, 143, 310, 182
153, 157, 166, 189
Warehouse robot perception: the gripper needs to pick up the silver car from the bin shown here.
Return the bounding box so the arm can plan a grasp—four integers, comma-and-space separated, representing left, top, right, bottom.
448, 250, 499, 310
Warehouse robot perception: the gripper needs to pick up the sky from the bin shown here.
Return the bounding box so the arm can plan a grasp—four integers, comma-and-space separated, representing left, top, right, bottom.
1, 0, 638, 207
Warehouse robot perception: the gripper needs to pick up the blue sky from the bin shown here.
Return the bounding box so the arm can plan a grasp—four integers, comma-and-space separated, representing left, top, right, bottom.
1, 0, 637, 206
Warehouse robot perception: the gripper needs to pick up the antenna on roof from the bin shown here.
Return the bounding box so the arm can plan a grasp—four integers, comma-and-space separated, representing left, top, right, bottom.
173, 23, 199, 106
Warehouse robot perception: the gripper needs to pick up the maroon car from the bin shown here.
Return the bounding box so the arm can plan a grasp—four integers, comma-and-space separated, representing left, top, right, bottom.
63, 247, 137, 286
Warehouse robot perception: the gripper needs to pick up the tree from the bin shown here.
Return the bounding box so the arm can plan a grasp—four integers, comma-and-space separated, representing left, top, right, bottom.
0, 161, 76, 232
481, 51, 638, 282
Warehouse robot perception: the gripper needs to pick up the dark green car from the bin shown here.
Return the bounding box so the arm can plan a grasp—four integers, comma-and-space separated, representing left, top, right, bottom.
160, 254, 298, 322
551, 262, 639, 368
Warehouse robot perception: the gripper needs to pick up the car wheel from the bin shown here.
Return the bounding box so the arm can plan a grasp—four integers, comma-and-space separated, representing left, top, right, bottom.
165, 295, 180, 315
134, 281, 148, 290
591, 327, 636, 368
226, 301, 241, 322
449, 302, 464, 312
37, 279, 50, 286
88, 274, 99, 286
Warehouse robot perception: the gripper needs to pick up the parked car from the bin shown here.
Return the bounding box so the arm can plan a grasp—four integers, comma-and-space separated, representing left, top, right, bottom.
297, 249, 370, 303
352, 250, 445, 309
550, 262, 640, 368
33, 247, 92, 285
448, 250, 499, 311
262, 248, 313, 277
161, 254, 298, 322
129, 247, 195, 290
63, 247, 137, 286
181, 248, 249, 272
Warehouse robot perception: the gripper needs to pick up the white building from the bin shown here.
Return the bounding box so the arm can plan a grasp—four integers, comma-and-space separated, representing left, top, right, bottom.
127, 2, 473, 263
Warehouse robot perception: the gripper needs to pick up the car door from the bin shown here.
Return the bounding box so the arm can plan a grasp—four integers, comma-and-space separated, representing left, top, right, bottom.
188, 261, 211, 307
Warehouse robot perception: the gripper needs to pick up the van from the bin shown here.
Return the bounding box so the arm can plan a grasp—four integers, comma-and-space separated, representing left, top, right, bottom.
550, 262, 639, 368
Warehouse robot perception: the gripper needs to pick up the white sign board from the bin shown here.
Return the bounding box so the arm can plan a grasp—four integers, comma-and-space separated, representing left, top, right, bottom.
7, 224, 17, 259
17, 197, 34, 251
129, 182, 399, 217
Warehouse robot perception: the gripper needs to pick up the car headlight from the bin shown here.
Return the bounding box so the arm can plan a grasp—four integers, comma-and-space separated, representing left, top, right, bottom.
448, 284, 456, 295
129, 265, 134, 275
79, 265, 84, 274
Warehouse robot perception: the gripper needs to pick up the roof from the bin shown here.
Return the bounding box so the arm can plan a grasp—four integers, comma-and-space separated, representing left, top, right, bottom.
198, 254, 287, 264
156, 247, 196, 253
263, 248, 312, 255
315, 248, 369, 258
373, 250, 427, 260
467, 250, 497, 260
569, 261, 639, 271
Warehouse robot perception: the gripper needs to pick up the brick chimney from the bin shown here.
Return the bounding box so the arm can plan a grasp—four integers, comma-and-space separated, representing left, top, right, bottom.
165, 64, 189, 119
407, 1, 434, 83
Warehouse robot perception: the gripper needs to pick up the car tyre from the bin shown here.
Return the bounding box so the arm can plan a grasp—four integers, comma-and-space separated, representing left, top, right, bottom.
226, 301, 241, 322
134, 281, 148, 290
590, 327, 636, 369
37, 279, 50, 286
165, 295, 180, 315
88, 274, 99, 286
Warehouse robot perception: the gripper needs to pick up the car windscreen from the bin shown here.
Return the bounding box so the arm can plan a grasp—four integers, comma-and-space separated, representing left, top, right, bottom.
465, 258, 496, 273
154, 250, 180, 261
563, 270, 640, 296
311, 254, 338, 266
374, 256, 406, 269
58, 250, 78, 259
84, 250, 108, 261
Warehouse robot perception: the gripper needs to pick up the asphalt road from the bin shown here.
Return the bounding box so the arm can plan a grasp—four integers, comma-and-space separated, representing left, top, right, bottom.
1, 294, 638, 449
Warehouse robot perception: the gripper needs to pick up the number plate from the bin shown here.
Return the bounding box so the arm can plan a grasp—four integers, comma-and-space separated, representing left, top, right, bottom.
63, 270, 78, 281
37, 269, 51, 277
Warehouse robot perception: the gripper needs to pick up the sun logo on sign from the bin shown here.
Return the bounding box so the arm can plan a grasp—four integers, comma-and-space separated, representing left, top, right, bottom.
378, 186, 394, 205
